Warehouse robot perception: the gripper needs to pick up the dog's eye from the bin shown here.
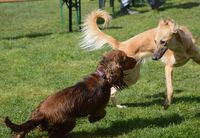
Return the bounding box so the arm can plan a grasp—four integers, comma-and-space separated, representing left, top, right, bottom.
160, 40, 166, 45
110, 71, 114, 74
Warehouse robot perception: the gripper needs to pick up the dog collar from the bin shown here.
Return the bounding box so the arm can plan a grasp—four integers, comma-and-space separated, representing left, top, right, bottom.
95, 69, 106, 79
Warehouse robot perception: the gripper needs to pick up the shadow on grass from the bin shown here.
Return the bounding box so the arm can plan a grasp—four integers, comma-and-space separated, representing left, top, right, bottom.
124, 90, 199, 108
124, 98, 163, 108
113, 9, 149, 18
195, 113, 200, 118
145, 89, 184, 99
145, 91, 165, 99
0, 32, 52, 40
173, 96, 200, 104
98, 25, 123, 30
122, 91, 165, 108
159, 2, 200, 11
72, 113, 183, 138
107, 26, 123, 30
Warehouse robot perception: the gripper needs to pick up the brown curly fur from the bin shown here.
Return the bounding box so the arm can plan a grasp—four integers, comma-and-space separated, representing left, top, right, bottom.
5, 50, 136, 138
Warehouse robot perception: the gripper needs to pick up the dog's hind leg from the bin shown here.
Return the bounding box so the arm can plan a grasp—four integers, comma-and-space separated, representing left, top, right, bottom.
164, 65, 174, 110
48, 120, 76, 138
89, 108, 106, 123
110, 87, 127, 108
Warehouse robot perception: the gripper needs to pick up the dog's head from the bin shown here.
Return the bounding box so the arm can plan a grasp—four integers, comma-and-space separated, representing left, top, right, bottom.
98, 50, 137, 90
152, 18, 179, 60
101, 50, 137, 70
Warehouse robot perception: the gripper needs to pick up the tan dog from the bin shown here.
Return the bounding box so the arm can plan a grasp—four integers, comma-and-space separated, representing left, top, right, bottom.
80, 10, 200, 109
152, 19, 200, 109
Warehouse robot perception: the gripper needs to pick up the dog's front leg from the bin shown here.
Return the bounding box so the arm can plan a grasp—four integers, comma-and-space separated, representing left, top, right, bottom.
12, 131, 27, 138
88, 108, 106, 123
48, 121, 76, 138
164, 65, 174, 110
110, 87, 127, 108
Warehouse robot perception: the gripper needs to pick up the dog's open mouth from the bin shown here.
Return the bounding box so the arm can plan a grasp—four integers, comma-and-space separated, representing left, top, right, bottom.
113, 80, 128, 91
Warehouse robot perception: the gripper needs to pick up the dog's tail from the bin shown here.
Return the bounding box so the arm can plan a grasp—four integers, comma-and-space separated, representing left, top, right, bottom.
80, 10, 120, 51
5, 113, 44, 132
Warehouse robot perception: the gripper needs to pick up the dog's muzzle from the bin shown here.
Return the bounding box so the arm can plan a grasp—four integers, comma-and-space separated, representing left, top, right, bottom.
152, 47, 168, 60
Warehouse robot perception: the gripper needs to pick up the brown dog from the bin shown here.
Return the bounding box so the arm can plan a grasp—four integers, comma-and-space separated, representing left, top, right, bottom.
5, 50, 136, 138
80, 10, 200, 109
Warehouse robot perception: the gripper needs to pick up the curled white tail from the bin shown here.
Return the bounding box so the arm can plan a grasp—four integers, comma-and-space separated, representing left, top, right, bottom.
80, 10, 119, 51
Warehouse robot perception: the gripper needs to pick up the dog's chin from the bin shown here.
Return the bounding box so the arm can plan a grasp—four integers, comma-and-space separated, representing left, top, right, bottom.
152, 47, 168, 60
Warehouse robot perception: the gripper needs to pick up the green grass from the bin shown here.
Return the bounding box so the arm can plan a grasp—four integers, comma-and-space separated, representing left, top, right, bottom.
0, 0, 200, 137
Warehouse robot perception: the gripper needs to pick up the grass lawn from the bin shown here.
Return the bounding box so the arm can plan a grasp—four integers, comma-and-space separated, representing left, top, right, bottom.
0, 0, 200, 137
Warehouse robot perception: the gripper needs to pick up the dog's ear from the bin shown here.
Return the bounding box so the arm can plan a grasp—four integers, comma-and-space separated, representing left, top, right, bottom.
122, 56, 137, 70
167, 19, 179, 33
159, 18, 179, 33
106, 62, 127, 90
158, 18, 166, 26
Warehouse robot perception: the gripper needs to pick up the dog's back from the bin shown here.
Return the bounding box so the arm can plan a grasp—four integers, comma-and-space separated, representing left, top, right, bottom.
39, 73, 110, 119
5, 73, 111, 134
180, 26, 196, 44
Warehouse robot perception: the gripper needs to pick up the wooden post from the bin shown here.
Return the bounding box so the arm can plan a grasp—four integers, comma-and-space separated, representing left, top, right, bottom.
68, 0, 72, 32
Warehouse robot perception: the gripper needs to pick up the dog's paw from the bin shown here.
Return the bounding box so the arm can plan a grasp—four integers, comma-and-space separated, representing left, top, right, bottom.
163, 99, 170, 110
12, 134, 24, 138
116, 104, 127, 109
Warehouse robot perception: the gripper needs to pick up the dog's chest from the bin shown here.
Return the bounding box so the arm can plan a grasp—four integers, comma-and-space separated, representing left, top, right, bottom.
161, 50, 189, 67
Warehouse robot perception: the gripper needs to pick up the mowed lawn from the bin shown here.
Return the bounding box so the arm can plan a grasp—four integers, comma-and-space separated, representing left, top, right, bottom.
0, 0, 200, 137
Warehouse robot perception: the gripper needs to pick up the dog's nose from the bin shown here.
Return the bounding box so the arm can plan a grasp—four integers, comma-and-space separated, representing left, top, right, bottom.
152, 54, 159, 60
